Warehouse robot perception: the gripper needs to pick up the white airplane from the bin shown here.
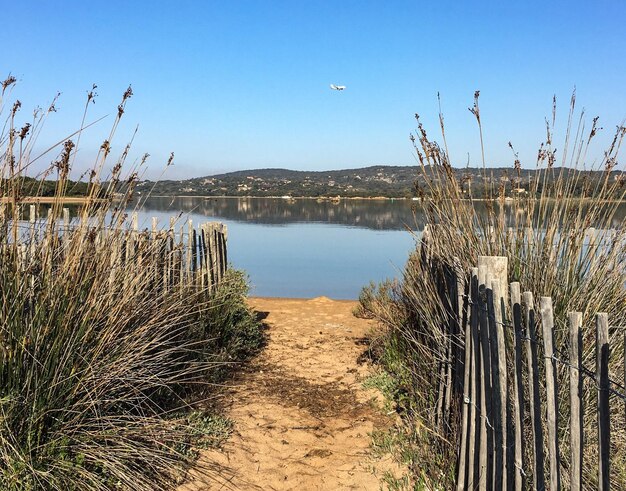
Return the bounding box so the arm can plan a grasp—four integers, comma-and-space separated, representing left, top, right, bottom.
330, 84, 346, 91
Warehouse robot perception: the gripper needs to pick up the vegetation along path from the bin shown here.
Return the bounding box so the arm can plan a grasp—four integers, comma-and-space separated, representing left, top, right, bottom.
182, 296, 399, 490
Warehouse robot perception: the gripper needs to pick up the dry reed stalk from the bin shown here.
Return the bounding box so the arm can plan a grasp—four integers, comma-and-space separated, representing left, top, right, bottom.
0, 78, 256, 490
362, 92, 626, 488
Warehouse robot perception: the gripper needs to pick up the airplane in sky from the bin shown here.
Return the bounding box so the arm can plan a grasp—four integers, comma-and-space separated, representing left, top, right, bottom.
330, 84, 346, 91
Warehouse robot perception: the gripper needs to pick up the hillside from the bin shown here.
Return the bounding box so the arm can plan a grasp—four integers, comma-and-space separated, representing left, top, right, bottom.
136, 165, 623, 199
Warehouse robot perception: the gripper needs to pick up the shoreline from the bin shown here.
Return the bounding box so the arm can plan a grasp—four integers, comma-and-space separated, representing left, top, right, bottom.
248, 295, 358, 303
0, 197, 105, 204
146, 194, 626, 203
148, 194, 406, 201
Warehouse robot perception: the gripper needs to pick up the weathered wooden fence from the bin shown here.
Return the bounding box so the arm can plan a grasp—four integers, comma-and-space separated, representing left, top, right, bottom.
430, 254, 626, 491
3, 205, 228, 294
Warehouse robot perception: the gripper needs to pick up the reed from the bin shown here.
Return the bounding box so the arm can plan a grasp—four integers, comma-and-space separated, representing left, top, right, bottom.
0, 77, 261, 489
360, 91, 626, 488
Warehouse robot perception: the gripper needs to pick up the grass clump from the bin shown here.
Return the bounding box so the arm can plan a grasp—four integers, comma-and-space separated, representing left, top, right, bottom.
361, 92, 626, 488
0, 78, 262, 489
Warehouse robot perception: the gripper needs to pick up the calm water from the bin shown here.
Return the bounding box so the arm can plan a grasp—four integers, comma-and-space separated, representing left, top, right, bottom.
128, 197, 626, 299
130, 197, 419, 299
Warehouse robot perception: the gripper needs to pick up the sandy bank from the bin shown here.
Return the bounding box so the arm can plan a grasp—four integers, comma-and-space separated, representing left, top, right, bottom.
181, 296, 401, 490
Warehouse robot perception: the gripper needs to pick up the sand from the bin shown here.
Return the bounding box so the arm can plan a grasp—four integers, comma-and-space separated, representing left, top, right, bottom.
180, 296, 399, 490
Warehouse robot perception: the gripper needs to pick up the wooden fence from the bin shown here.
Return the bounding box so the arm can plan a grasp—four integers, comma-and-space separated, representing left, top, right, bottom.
3, 205, 228, 294
430, 254, 626, 491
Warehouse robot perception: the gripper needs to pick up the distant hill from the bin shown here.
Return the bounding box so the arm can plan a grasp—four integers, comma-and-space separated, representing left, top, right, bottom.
136, 165, 623, 199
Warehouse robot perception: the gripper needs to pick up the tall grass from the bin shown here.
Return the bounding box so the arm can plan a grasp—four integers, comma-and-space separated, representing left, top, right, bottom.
359, 92, 626, 488
0, 77, 262, 489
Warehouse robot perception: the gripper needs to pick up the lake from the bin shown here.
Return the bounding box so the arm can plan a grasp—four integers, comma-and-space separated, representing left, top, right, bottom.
130, 197, 419, 299
129, 197, 626, 300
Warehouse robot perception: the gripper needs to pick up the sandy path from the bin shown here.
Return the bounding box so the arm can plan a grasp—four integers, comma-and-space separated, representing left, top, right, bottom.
181, 296, 397, 490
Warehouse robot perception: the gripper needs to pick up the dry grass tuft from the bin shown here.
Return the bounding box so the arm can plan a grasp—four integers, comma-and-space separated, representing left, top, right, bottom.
0, 78, 261, 489
361, 92, 626, 488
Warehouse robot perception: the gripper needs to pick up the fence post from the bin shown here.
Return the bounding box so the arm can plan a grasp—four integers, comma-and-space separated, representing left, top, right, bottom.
132, 212, 138, 233
540, 296, 561, 491
456, 266, 470, 491
478, 256, 507, 490
192, 225, 198, 285
208, 223, 218, 287
568, 311, 583, 491
177, 224, 184, 289
213, 223, 225, 285
63, 207, 70, 229
221, 224, 228, 275
596, 313, 610, 491
487, 278, 507, 491
29, 204, 37, 242
468, 268, 480, 489
199, 224, 207, 290
510, 282, 525, 491
523, 291, 545, 490
477, 263, 493, 491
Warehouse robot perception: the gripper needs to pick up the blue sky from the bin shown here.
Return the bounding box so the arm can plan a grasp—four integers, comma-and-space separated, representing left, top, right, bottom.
3, 1, 625, 179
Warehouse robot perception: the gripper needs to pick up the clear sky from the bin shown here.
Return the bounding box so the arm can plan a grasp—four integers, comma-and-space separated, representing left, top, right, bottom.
2, 1, 625, 179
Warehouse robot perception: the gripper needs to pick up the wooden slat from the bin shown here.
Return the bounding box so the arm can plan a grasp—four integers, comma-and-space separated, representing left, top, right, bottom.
221, 224, 228, 271
199, 224, 207, 290
540, 296, 560, 491
523, 291, 545, 490
29, 204, 37, 245
207, 223, 216, 288
456, 269, 470, 491
132, 212, 138, 232
177, 224, 184, 290
191, 227, 198, 281
510, 282, 525, 491
468, 268, 480, 488
213, 226, 222, 285
494, 278, 512, 490
476, 265, 492, 490
186, 220, 193, 285
487, 278, 505, 491
478, 256, 508, 304
568, 311, 583, 491
62, 207, 70, 226
596, 313, 610, 491
45, 207, 54, 241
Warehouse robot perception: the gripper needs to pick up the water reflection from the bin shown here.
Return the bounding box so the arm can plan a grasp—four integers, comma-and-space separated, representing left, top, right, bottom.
136, 197, 626, 231
137, 196, 421, 230
124, 197, 625, 299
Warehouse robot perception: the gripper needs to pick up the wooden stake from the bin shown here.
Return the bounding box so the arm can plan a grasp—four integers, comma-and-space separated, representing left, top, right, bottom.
510, 282, 525, 491
187, 220, 193, 285
540, 296, 560, 491
596, 313, 610, 491
456, 268, 470, 491
523, 291, 545, 491
476, 264, 492, 490
468, 268, 480, 489
568, 311, 583, 491
487, 278, 505, 491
